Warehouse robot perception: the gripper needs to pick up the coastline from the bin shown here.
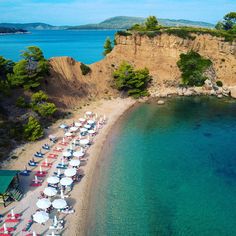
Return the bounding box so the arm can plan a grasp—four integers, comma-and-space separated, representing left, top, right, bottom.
1, 97, 136, 235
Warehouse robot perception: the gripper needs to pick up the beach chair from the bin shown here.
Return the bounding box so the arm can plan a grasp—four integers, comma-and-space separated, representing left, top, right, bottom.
5, 218, 20, 223
48, 154, 58, 159
35, 172, 46, 177
30, 183, 42, 187
0, 227, 15, 232
22, 220, 33, 232
19, 170, 30, 176
7, 213, 21, 219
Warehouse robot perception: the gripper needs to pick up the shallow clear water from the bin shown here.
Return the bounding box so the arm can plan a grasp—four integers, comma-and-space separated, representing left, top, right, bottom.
0, 30, 116, 63
88, 97, 236, 236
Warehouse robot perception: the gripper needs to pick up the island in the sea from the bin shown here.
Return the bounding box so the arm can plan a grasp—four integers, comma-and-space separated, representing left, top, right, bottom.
0, 27, 27, 35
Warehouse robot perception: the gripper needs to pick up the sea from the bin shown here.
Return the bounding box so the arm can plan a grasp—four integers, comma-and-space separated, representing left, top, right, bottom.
0, 30, 116, 63
88, 97, 236, 236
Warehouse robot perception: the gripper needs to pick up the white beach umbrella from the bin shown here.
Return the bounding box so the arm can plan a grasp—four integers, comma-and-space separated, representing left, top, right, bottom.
59, 124, 67, 129
33, 231, 37, 236
44, 187, 57, 197
80, 127, 88, 133
86, 111, 93, 116
80, 139, 90, 146
47, 176, 60, 184
60, 177, 73, 186
63, 151, 71, 157
39, 166, 43, 174
88, 130, 96, 134
73, 151, 84, 158
74, 122, 82, 127
70, 126, 78, 132
64, 168, 77, 177
36, 198, 51, 210
65, 132, 73, 137
69, 159, 81, 167
79, 118, 86, 122
84, 124, 91, 129
52, 199, 67, 209
33, 211, 49, 224
87, 120, 95, 125
60, 158, 65, 166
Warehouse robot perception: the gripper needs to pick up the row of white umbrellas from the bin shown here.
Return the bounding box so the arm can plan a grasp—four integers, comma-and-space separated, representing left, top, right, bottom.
47, 176, 74, 186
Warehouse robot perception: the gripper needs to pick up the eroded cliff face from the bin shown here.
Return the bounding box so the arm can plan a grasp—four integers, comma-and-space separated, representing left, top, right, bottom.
111, 33, 236, 86
47, 33, 236, 107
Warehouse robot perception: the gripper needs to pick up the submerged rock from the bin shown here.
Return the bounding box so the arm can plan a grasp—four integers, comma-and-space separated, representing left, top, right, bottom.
157, 100, 165, 105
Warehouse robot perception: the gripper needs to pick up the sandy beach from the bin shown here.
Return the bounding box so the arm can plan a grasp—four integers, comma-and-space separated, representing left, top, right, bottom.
0, 97, 136, 236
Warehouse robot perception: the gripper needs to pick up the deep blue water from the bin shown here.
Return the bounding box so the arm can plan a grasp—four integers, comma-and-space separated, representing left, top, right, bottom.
88, 97, 236, 236
0, 30, 116, 63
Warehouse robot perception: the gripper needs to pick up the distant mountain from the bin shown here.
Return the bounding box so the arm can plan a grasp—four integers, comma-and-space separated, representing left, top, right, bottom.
0, 23, 65, 30
68, 16, 215, 30
0, 17, 214, 31
0, 27, 27, 34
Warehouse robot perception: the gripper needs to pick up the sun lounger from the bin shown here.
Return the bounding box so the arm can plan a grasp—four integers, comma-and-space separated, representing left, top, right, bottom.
0, 227, 15, 232
7, 214, 21, 219
34, 154, 44, 158
20, 170, 30, 176
48, 154, 58, 159
0, 234, 12, 236
30, 183, 42, 187
53, 149, 63, 152
59, 142, 68, 146
49, 223, 64, 230
22, 220, 33, 232
5, 218, 20, 223
35, 173, 46, 177
28, 161, 38, 167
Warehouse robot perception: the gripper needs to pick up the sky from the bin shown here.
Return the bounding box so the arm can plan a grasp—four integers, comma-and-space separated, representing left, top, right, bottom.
0, 0, 235, 25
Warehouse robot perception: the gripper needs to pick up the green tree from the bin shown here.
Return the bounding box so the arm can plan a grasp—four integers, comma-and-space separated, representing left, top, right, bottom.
223, 12, 236, 30
31, 90, 48, 105
34, 102, 57, 117
145, 16, 159, 30
113, 62, 151, 98
177, 51, 212, 86
31, 91, 57, 117
23, 116, 44, 141
215, 21, 224, 30
0, 56, 14, 94
103, 37, 113, 56
8, 46, 50, 90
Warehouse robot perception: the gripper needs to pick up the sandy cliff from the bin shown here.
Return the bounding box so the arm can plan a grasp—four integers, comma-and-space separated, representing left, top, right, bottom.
46, 33, 236, 107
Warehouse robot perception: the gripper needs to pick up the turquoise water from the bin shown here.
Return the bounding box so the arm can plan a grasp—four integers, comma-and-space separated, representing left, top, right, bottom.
88, 97, 236, 236
0, 30, 116, 63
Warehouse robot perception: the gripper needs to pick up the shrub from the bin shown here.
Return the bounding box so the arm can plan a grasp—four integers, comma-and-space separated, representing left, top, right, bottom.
116, 31, 132, 36
31, 90, 48, 105
16, 96, 28, 108
35, 102, 57, 117
23, 116, 44, 141
80, 63, 91, 75
177, 51, 212, 86
103, 37, 113, 56
113, 62, 151, 98
216, 80, 223, 87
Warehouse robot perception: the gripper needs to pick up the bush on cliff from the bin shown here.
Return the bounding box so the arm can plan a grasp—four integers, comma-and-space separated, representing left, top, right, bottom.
80, 63, 91, 75
103, 37, 113, 56
177, 51, 212, 86
113, 62, 151, 98
31, 90, 57, 118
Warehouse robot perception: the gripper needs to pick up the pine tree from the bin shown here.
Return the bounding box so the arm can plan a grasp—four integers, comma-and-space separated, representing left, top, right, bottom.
103, 37, 113, 56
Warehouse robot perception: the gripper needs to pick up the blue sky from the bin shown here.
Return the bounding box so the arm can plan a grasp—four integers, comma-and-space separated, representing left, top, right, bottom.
0, 0, 235, 25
